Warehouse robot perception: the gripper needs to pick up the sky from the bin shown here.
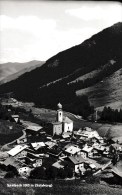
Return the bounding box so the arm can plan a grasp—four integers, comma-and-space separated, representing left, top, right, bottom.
0, 0, 122, 63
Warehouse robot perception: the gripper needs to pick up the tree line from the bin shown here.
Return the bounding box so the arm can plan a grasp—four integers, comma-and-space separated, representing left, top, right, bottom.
100, 106, 122, 123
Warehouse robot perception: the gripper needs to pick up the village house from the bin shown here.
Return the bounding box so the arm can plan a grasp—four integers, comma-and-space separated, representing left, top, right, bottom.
25, 147, 36, 154
30, 142, 46, 151
10, 98, 18, 103
102, 147, 110, 157
46, 122, 62, 136
2, 156, 22, 171
26, 152, 41, 159
67, 155, 86, 175
25, 125, 43, 136
62, 132, 71, 140
78, 127, 99, 140
7, 145, 28, 159
47, 146, 62, 158
1, 98, 18, 107
25, 156, 36, 165
18, 166, 32, 178
52, 159, 68, 169
63, 143, 81, 157
73, 131, 82, 139
67, 154, 97, 175
32, 159, 42, 168
90, 136, 104, 146
25, 151, 45, 166
97, 136, 105, 144
10, 115, 20, 123
45, 141, 57, 149
81, 144, 94, 159
25, 153, 44, 167
93, 145, 105, 154
110, 143, 122, 154
17, 138, 27, 144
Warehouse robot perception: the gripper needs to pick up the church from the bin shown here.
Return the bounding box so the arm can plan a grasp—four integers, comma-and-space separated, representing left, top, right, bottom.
47, 103, 73, 136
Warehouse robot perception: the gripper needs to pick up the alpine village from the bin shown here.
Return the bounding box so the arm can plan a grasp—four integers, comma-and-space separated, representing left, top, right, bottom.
0, 22, 122, 189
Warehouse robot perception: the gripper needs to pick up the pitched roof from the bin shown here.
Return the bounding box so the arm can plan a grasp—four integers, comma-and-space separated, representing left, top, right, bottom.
26, 125, 43, 131
111, 143, 122, 150
62, 133, 70, 139
31, 142, 45, 150
11, 115, 19, 118
51, 121, 62, 125
63, 143, 73, 150
93, 145, 105, 151
63, 117, 73, 123
52, 160, 67, 169
45, 141, 57, 149
81, 145, 93, 153
68, 156, 85, 165
65, 145, 81, 155
3, 156, 22, 168
3, 156, 16, 166
7, 145, 28, 156
89, 163, 96, 169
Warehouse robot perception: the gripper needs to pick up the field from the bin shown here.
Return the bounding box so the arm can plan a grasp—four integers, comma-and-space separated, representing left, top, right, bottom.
76, 68, 122, 110
63, 112, 122, 142
0, 120, 23, 145
20, 105, 122, 143
1, 101, 122, 145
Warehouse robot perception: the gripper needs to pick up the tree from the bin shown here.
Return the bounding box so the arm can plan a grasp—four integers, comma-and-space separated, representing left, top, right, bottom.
4, 171, 15, 178
30, 167, 45, 179
100, 107, 122, 123
112, 153, 119, 165
64, 167, 73, 178
45, 166, 57, 180
57, 168, 67, 179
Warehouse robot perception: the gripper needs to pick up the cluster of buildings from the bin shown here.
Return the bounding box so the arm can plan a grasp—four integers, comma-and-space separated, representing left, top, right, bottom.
0, 103, 122, 179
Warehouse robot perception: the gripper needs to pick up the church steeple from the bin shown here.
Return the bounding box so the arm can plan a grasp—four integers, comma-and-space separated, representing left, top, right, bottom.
57, 103, 63, 122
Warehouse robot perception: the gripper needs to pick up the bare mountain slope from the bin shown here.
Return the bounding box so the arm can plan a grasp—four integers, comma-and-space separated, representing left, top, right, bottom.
76, 68, 122, 110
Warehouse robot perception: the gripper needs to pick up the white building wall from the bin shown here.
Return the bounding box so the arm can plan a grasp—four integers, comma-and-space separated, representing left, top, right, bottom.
80, 152, 87, 159
53, 124, 62, 135
64, 122, 73, 133
75, 163, 84, 173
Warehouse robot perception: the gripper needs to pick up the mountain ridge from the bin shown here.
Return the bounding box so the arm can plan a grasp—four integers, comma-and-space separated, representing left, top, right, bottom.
0, 22, 122, 112
0, 60, 44, 84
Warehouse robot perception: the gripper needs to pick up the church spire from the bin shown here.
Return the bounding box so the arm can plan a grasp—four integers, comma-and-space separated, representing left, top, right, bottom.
57, 103, 63, 122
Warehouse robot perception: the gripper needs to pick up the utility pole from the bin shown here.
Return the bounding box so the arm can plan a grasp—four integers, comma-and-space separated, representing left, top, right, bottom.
95, 110, 98, 122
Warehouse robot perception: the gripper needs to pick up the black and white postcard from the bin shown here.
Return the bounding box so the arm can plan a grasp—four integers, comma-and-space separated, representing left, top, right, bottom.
0, 0, 122, 194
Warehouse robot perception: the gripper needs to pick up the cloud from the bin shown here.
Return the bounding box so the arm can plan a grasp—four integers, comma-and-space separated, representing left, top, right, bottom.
0, 1, 122, 63
65, 3, 122, 25
0, 15, 57, 62
0, 15, 56, 36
